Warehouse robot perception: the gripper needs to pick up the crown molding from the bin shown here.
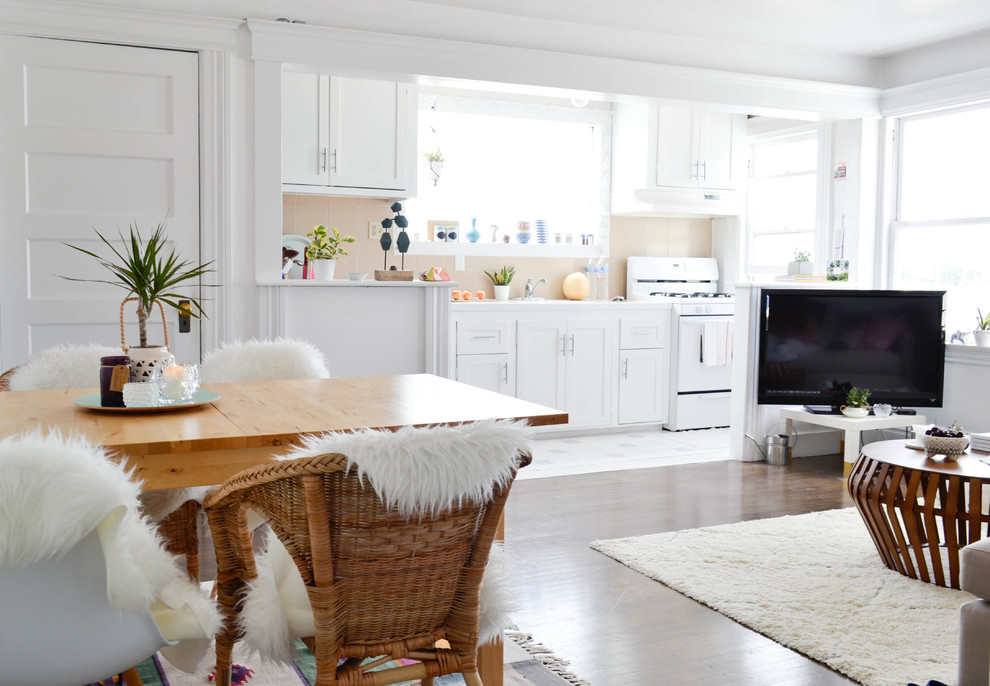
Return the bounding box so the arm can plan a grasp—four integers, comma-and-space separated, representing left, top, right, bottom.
882, 66, 990, 115
0, 0, 240, 51
247, 19, 881, 119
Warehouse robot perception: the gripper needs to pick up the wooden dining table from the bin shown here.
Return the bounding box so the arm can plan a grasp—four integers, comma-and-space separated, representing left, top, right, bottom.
0, 373, 568, 685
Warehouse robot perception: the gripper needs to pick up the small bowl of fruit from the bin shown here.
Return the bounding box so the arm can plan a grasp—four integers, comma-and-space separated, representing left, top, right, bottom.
922, 425, 970, 461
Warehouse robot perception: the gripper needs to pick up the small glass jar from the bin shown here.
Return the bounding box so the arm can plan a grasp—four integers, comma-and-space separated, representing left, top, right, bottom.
100, 355, 131, 407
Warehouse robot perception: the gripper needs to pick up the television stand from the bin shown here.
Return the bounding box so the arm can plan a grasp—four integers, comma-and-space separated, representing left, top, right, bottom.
804, 405, 839, 415
779, 408, 926, 475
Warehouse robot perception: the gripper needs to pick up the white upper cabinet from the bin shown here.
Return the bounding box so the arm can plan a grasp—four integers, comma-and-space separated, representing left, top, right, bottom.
652, 106, 744, 190
281, 72, 417, 197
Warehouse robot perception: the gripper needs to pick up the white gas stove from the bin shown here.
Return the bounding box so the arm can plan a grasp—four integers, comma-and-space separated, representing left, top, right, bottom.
627, 257, 735, 431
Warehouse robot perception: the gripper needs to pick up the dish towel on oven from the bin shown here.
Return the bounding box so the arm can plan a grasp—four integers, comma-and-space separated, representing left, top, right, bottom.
703, 320, 733, 367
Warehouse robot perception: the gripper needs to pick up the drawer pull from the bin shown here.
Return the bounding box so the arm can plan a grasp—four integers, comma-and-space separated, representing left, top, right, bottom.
471, 335, 497, 340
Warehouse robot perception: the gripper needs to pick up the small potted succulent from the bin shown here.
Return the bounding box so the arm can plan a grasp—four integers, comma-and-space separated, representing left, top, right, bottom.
841, 387, 871, 418
306, 225, 355, 280
484, 265, 515, 301
975, 309, 990, 347
787, 250, 813, 276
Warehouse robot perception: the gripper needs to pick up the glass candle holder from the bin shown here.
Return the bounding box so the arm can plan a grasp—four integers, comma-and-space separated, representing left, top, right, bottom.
122, 381, 161, 408
99, 355, 131, 408
873, 403, 892, 417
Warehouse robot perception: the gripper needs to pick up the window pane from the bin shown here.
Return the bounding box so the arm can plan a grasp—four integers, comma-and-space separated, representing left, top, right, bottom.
751, 232, 815, 267
891, 223, 990, 333
753, 136, 816, 176
899, 107, 990, 221
749, 173, 817, 235
406, 108, 600, 242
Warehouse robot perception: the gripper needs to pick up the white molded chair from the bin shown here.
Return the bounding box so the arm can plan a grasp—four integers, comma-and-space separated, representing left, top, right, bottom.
200, 337, 330, 383
0, 431, 221, 686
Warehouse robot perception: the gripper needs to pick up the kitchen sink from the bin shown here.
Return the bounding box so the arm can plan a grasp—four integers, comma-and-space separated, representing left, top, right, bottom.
510, 297, 545, 301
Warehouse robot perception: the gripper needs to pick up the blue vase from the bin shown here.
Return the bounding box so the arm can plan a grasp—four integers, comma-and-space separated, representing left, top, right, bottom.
467, 217, 480, 243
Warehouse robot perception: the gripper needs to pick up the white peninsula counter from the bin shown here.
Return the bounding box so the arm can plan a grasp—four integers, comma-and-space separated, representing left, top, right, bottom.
258, 280, 457, 378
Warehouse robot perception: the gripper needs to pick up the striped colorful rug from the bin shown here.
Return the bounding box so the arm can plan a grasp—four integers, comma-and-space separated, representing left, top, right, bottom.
95, 630, 587, 686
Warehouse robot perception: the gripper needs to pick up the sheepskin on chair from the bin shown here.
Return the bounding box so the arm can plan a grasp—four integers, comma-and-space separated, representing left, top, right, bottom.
200, 338, 330, 383
236, 418, 531, 663
0, 431, 221, 670
8, 343, 120, 391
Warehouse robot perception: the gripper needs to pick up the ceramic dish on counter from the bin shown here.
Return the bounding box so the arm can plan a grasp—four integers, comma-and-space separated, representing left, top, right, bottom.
346, 272, 368, 281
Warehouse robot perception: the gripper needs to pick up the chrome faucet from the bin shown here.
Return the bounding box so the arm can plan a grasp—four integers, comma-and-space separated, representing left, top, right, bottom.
524, 277, 547, 298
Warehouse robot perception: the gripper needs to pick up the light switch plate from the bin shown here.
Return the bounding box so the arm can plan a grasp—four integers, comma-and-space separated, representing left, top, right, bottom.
368, 221, 384, 240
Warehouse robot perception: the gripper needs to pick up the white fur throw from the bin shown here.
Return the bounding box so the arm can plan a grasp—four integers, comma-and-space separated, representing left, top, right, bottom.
200, 338, 330, 383
238, 419, 531, 662
8, 343, 120, 390
0, 431, 220, 635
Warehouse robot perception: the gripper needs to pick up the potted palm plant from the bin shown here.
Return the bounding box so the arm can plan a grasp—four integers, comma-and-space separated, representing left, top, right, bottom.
62, 221, 214, 379
306, 225, 356, 280
484, 265, 515, 301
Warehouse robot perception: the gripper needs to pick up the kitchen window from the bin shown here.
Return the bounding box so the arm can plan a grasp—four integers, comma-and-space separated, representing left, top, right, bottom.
404, 92, 610, 247
889, 102, 990, 334
746, 129, 819, 275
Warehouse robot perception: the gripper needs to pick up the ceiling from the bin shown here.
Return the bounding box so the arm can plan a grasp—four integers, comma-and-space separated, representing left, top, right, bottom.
409, 0, 990, 57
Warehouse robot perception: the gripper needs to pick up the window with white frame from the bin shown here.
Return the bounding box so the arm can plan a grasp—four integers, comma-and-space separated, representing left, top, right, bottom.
890, 102, 990, 335
746, 130, 819, 274
404, 92, 609, 245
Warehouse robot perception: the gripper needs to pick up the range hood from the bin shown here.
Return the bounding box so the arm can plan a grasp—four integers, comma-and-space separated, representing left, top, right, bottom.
612, 187, 743, 218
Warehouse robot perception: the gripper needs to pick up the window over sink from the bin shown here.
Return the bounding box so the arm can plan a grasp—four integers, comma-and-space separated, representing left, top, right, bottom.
403, 90, 610, 251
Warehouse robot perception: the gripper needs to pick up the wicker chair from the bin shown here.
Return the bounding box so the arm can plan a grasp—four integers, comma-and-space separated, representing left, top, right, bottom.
204, 420, 530, 686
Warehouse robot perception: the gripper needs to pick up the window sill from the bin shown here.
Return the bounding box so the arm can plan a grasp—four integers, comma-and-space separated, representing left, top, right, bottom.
402, 242, 600, 258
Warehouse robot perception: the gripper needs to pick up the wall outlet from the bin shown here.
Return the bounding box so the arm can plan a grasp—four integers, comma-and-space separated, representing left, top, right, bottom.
368, 221, 384, 240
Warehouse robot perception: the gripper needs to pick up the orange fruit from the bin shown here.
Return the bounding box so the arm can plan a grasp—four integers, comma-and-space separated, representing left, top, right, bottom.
475, 290, 486, 300
451, 291, 462, 300
462, 291, 473, 300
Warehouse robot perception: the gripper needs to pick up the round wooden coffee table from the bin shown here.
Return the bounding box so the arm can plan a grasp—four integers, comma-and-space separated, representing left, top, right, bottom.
848, 439, 990, 588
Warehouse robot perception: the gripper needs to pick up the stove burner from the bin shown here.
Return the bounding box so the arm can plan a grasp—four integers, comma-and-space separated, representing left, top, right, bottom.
648, 291, 733, 299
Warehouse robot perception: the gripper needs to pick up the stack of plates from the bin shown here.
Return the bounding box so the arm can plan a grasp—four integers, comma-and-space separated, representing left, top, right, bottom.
971, 432, 990, 453
535, 219, 548, 244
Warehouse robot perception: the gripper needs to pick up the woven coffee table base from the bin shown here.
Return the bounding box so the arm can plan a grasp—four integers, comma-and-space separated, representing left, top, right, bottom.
848, 450, 990, 589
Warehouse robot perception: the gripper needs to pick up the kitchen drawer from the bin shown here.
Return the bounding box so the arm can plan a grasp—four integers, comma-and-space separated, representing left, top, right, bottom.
620, 316, 670, 349
456, 320, 513, 355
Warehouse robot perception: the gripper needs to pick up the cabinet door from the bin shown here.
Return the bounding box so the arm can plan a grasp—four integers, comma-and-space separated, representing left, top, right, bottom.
698, 111, 738, 190
516, 319, 566, 412
564, 318, 613, 428
282, 72, 329, 185
329, 77, 413, 192
618, 348, 666, 425
456, 353, 514, 396
653, 106, 699, 188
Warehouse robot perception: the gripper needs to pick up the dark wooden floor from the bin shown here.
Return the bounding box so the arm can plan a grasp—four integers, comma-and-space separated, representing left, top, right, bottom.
504, 454, 858, 686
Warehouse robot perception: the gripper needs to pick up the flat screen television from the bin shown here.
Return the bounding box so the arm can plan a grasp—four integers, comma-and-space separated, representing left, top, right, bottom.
757, 289, 946, 411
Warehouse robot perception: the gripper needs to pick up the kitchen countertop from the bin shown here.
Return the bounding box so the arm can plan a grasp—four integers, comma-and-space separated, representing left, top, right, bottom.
451, 299, 671, 309
258, 279, 460, 288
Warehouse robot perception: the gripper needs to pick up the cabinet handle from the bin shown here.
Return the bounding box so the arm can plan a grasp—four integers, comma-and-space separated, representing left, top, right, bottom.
503, 362, 509, 385
701, 160, 707, 181
331, 148, 338, 173
560, 335, 566, 356
634, 329, 653, 336
700, 334, 704, 363
569, 334, 575, 356
320, 147, 327, 173
623, 358, 629, 379
472, 335, 497, 340
693, 160, 700, 180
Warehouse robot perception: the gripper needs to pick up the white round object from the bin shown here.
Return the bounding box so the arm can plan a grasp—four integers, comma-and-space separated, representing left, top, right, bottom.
562, 272, 590, 300
346, 272, 368, 281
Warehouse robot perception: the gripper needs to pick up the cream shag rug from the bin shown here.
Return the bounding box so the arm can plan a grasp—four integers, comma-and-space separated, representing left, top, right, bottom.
591, 508, 972, 686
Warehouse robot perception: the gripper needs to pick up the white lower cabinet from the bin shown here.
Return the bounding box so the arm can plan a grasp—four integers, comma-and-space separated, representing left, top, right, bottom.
451, 304, 669, 430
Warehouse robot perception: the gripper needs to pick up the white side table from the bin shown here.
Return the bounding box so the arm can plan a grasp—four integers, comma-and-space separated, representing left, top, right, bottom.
779, 408, 926, 472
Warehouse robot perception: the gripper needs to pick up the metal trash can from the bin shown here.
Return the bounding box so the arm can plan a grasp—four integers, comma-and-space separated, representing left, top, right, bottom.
765, 434, 790, 465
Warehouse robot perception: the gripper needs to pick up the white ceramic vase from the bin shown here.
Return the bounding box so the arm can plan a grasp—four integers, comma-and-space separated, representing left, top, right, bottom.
127, 345, 171, 382
494, 285, 510, 302
975, 330, 990, 347
311, 259, 336, 280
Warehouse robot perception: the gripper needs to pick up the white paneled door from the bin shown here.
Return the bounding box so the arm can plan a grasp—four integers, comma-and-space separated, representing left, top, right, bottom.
0, 35, 201, 371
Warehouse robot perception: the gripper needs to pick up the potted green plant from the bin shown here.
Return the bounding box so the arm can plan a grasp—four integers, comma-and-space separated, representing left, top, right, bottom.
306, 225, 356, 280
62, 221, 214, 379
484, 265, 515, 301
976, 309, 990, 347
422, 148, 445, 186
787, 250, 813, 276
841, 387, 871, 417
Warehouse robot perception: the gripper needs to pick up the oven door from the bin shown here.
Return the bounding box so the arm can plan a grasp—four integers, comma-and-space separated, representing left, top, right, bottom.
675, 315, 733, 393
